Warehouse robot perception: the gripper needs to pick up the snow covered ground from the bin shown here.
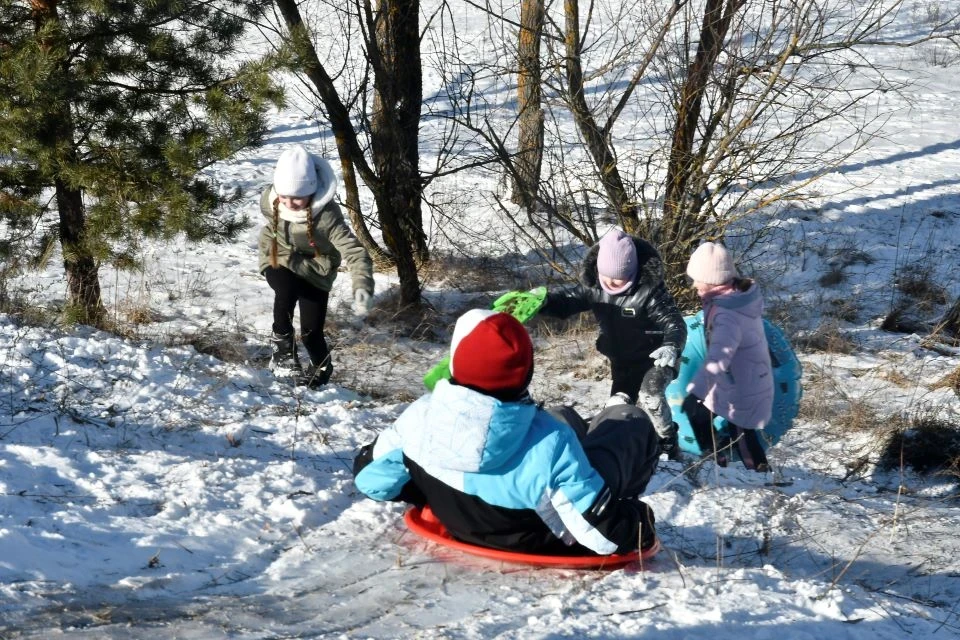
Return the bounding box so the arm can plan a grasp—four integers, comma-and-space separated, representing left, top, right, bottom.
2, 1, 960, 638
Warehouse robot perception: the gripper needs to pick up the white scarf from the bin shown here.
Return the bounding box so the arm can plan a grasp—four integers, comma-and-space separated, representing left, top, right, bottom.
277, 199, 309, 224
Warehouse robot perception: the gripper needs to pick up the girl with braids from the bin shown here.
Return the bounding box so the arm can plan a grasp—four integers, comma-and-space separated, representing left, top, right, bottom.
258, 145, 374, 387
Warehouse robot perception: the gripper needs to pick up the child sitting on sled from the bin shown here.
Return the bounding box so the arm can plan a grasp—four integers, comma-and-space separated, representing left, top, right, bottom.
682, 242, 774, 471
352, 310, 661, 556
536, 228, 687, 454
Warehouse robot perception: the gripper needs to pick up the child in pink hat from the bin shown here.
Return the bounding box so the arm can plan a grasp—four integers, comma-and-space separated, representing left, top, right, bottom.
683, 242, 774, 471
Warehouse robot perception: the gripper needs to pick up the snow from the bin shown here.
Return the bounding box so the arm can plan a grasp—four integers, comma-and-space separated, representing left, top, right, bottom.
3, 2, 960, 638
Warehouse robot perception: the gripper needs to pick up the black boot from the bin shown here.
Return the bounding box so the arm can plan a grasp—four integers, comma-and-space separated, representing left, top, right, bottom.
298, 356, 333, 388
269, 332, 301, 376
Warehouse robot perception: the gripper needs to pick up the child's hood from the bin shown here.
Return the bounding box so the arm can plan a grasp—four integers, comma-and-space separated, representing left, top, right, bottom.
712, 281, 764, 318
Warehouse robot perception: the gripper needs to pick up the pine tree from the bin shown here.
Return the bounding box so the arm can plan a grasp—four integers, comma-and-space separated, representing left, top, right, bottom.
0, 0, 281, 324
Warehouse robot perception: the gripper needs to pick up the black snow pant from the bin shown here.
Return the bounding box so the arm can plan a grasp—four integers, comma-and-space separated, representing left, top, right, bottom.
548, 404, 660, 499
682, 394, 769, 471
263, 266, 330, 366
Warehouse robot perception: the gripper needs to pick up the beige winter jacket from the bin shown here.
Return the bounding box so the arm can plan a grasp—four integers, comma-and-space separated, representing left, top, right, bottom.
257, 156, 374, 295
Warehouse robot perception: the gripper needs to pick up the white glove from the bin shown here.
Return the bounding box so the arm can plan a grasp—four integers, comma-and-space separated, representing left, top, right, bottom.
353, 289, 372, 318
650, 345, 678, 369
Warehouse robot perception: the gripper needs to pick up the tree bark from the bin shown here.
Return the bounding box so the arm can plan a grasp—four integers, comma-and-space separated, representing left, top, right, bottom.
662, 0, 743, 257
941, 296, 960, 337
512, 0, 545, 211
334, 150, 394, 269
33, 0, 104, 324
274, 0, 424, 307
562, 0, 639, 233
55, 178, 104, 324
369, 0, 425, 305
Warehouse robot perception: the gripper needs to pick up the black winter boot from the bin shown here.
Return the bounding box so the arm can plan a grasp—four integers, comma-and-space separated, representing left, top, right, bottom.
269, 332, 302, 376
298, 356, 333, 388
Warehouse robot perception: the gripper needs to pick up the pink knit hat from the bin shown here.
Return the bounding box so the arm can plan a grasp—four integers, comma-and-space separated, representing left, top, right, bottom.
686, 242, 738, 285
596, 229, 638, 295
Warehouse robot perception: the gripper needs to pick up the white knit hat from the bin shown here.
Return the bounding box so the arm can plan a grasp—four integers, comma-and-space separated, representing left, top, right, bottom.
273, 146, 318, 197
686, 242, 738, 285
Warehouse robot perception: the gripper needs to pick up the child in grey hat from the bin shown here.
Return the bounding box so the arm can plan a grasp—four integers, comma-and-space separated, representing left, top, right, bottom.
537, 228, 686, 455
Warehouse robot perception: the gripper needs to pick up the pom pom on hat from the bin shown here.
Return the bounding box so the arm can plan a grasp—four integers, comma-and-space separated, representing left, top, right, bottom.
597, 229, 638, 294
450, 310, 534, 396
274, 146, 318, 197
686, 241, 738, 285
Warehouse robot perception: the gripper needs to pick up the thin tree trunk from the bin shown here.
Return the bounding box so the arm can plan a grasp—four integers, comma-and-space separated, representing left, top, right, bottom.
941, 296, 960, 337
369, 0, 425, 305
563, 0, 639, 233
662, 0, 742, 251
334, 150, 394, 269
512, 0, 545, 210
55, 179, 104, 324
275, 0, 424, 307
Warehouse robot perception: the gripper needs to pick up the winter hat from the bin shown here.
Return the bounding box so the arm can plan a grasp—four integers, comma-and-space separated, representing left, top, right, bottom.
686, 241, 738, 285
597, 229, 638, 294
449, 309, 534, 396
273, 145, 318, 197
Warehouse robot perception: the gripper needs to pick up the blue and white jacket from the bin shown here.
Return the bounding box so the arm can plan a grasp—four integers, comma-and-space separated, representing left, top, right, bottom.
353, 380, 649, 555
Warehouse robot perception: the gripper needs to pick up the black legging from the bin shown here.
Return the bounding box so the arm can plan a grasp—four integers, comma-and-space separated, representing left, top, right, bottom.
683, 394, 768, 470
264, 266, 330, 366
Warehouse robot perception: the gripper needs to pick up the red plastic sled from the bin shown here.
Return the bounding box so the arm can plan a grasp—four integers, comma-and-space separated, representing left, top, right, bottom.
404, 505, 660, 569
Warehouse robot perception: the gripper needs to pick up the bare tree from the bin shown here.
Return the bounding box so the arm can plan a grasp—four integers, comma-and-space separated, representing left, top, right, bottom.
498, 0, 959, 291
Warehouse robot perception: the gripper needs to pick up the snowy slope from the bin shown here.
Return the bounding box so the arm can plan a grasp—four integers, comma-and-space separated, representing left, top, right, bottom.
2, 0, 960, 637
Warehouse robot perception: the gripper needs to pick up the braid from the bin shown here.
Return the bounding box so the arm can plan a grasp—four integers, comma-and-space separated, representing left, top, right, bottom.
305, 205, 320, 258
270, 197, 280, 268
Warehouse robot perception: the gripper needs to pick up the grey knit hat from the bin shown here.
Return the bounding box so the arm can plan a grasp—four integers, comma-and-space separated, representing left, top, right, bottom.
596, 229, 638, 294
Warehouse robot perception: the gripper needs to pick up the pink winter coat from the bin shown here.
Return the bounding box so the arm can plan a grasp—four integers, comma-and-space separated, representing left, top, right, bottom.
687, 282, 773, 429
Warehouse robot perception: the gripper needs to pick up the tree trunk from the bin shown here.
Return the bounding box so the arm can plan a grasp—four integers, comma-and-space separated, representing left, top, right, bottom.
55, 178, 104, 324
661, 0, 742, 272
32, 0, 104, 325
563, 0, 639, 233
370, 0, 425, 305
334, 150, 394, 270
941, 296, 960, 337
512, 0, 545, 210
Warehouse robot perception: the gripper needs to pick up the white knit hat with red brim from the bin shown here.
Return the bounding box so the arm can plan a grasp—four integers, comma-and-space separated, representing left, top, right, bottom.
450, 309, 534, 395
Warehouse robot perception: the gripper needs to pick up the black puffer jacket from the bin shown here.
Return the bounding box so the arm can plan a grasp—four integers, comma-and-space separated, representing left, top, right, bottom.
541, 235, 686, 362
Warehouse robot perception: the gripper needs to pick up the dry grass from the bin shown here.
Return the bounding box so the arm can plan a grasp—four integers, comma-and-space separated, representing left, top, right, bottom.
793, 321, 857, 354
181, 328, 250, 364
894, 263, 949, 313
930, 365, 960, 395
823, 297, 859, 323
417, 251, 534, 293
876, 368, 913, 388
